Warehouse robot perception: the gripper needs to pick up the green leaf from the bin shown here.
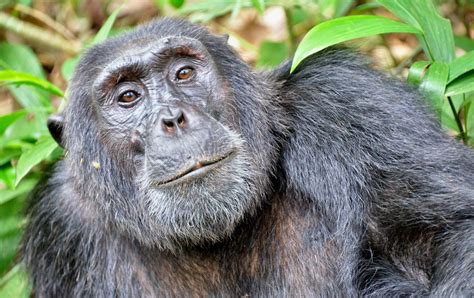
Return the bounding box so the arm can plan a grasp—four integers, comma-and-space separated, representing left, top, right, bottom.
61, 56, 80, 82
91, 7, 122, 46
334, 0, 356, 17
377, 0, 455, 62
0, 110, 27, 136
15, 136, 57, 187
169, 0, 185, 8
448, 51, 474, 83
0, 43, 44, 78
0, 264, 31, 298
419, 62, 449, 112
0, 70, 64, 97
0, 149, 22, 166
319, 0, 356, 19
353, 3, 383, 12
291, 15, 420, 72
0, 178, 38, 205
455, 36, 474, 52
407, 61, 430, 86
251, 0, 265, 14
464, 96, 474, 144
446, 72, 474, 96
0, 217, 24, 237
256, 41, 289, 69
0, 43, 50, 109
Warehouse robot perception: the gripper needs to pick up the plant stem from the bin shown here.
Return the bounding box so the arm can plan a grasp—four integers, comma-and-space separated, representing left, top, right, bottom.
448, 96, 467, 144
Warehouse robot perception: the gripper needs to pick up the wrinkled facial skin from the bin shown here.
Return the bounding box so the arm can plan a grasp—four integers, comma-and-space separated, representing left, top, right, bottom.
78, 36, 264, 250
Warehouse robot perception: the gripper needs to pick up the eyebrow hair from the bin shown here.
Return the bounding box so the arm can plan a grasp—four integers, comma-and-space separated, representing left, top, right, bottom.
94, 57, 146, 95
93, 38, 208, 94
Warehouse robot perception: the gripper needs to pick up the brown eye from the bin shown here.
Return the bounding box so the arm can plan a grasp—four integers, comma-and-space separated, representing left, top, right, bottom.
176, 67, 194, 81
118, 90, 140, 105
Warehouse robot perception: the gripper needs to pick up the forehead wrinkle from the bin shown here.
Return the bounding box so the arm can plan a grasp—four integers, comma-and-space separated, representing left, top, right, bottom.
93, 35, 210, 93
93, 54, 150, 94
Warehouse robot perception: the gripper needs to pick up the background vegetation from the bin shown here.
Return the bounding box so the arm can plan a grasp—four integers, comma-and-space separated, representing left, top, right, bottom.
0, 0, 473, 296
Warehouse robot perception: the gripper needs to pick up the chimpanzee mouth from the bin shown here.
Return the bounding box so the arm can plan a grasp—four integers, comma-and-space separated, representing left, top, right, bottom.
154, 151, 234, 187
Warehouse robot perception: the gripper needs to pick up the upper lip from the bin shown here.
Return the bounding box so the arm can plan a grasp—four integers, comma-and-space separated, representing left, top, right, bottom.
154, 152, 233, 186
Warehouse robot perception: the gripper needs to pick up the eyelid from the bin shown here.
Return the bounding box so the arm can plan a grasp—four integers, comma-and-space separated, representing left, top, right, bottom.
174, 66, 196, 83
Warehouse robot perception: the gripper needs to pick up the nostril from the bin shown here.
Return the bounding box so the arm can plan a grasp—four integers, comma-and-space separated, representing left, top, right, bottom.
177, 113, 186, 128
163, 119, 175, 128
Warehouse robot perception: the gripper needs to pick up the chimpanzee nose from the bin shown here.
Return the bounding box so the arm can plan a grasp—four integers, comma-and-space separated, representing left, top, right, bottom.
159, 107, 187, 135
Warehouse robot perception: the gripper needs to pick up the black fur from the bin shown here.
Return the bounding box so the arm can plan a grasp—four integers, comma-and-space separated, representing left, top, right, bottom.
21, 18, 473, 296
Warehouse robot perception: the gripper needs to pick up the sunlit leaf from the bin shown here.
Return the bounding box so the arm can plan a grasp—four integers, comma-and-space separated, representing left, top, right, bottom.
407, 61, 430, 86
448, 51, 474, 83
0, 43, 50, 109
377, 0, 455, 62
419, 62, 449, 112
0, 264, 31, 298
446, 73, 474, 97
291, 15, 420, 72
454, 36, 474, 52
15, 136, 57, 187
0, 70, 64, 97
0, 110, 27, 136
0, 178, 38, 205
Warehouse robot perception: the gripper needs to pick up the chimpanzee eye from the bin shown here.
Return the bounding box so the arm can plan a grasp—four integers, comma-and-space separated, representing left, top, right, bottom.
176, 67, 194, 81
118, 90, 140, 106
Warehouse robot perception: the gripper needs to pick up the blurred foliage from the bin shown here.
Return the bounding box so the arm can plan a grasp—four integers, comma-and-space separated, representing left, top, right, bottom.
0, 0, 473, 295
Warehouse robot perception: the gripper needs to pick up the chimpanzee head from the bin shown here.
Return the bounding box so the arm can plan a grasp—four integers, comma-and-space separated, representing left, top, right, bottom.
49, 19, 281, 251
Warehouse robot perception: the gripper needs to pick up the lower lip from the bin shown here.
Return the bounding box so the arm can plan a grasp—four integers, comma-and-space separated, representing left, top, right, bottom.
156, 155, 231, 187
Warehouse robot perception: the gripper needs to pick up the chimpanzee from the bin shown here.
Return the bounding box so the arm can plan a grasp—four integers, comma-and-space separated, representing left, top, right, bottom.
21, 18, 473, 296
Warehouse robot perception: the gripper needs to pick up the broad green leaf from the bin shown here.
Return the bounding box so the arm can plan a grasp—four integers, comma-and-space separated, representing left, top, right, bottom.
0, 234, 22, 275
169, 0, 185, 8
448, 51, 474, 83
377, 0, 455, 62
291, 15, 420, 72
455, 36, 474, 52
0, 166, 16, 190
0, 110, 27, 136
251, 0, 265, 14
256, 41, 289, 69
91, 7, 122, 46
1, 114, 47, 147
15, 136, 57, 186
407, 61, 430, 86
0, 264, 31, 298
0, 70, 64, 97
419, 62, 449, 113
0, 217, 24, 237
0, 178, 38, 205
0, 43, 44, 78
446, 73, 474, 96
0, 43, 50, 109
0, 149, 22, 166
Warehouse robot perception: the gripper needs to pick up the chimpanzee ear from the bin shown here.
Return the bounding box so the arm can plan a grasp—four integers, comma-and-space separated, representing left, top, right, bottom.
47, 114, 65, 148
